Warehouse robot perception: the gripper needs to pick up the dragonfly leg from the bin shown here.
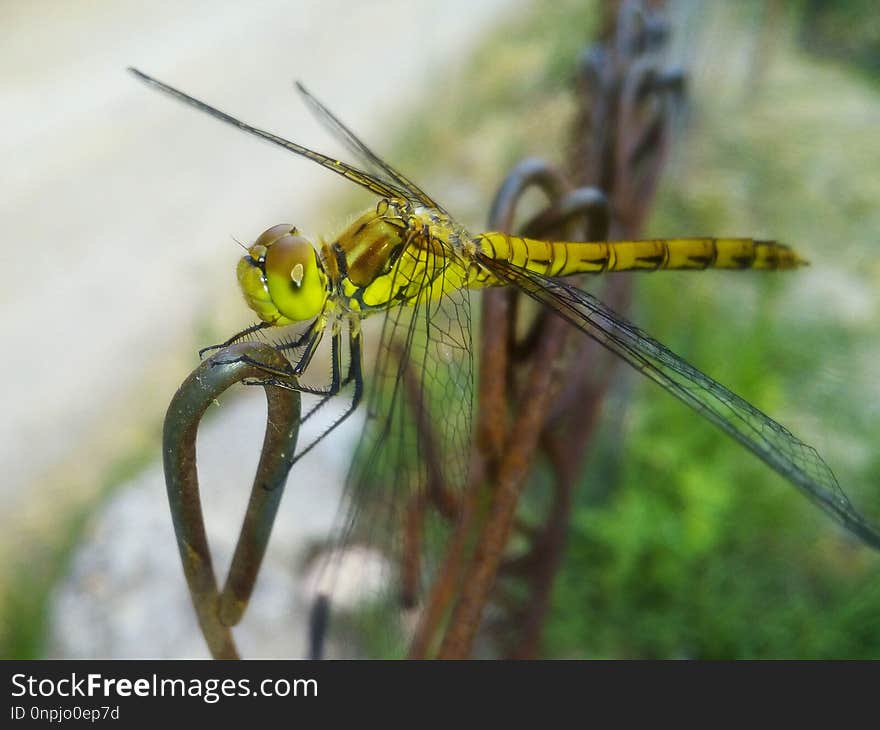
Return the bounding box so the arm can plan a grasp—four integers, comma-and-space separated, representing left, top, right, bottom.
287, 320, 323, 357
216, 353, 293, 379
205, 323, 303, 379
289, 326, 364, 466
290, 318, 325, 378
297, 329, 345, 422
258, 318, 338, 397
241, 318, 329, 395
198, 321, 273, 358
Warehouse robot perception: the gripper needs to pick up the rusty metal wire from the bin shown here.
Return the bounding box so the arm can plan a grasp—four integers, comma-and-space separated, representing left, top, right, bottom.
435, 177, 609, 659
163, 342, 301, 659
428, 0, 687, 659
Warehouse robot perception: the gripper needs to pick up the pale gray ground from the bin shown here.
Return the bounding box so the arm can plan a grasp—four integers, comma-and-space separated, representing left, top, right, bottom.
0, 0, 521, 656
48, 397, 379, 659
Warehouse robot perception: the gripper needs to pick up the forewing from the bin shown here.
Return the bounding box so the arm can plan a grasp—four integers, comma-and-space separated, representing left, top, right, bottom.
295, 82, 445, 212
129, 68, 408, 201
479, 254, 880, 550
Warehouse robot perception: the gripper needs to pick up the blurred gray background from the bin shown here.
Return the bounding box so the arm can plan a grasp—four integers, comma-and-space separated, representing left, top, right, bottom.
1, 0, 519, 657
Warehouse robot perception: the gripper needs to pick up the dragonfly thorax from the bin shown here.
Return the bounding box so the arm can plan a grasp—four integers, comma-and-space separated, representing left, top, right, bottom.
313, 198, 474, 315
236, 224, 329, 325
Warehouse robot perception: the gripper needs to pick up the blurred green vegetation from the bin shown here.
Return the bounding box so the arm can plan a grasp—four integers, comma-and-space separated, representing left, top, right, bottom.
796, 0, 880, 78
542, 2, 880, 658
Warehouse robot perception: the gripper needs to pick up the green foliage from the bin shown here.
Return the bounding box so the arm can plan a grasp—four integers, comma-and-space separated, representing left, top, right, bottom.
544, 5, 880, 658
797, 0, 880, 77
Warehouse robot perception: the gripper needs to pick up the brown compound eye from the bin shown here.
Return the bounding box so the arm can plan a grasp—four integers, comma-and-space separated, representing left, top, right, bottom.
238, 224, 327, 325
253, 224, 298, 250
263, 233, 313, 288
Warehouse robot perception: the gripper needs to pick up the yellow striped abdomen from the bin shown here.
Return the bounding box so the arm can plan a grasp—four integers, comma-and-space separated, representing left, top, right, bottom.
473, 233, 806, 284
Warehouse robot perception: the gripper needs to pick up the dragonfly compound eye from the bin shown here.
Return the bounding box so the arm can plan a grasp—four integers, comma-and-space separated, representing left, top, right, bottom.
237, 225, 327, 325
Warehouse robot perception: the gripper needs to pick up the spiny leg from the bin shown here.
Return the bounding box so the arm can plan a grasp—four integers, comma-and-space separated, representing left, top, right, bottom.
199, 321, 273, 359
291, 319, 326, 378
233, 317, 365, 461
297, 327, 343, 423
257, 323, 363, 459
284, 328, 343, 440
289, 325, 364, 466
203, 321, 315, 379
248, 318, 336, 395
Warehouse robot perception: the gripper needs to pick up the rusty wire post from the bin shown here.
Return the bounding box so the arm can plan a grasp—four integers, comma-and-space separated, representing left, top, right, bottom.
418, 0, 687, 659
503, 0, 685, 660
433, 167, 608, 659
499, 0, 686, 660
163, 342, 301, 659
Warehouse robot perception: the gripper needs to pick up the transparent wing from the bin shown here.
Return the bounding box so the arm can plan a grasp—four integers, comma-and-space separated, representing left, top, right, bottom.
478, 254, 880, 550
129, 68, 411, 201
328, 248, 474, 610
294, 81, 446, 213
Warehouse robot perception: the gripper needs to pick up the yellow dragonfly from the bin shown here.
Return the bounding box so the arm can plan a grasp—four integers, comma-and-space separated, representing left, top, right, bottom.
130, 68, 880, 598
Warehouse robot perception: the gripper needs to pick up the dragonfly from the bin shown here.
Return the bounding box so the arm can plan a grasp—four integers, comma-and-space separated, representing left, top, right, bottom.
130, 69, 880, 615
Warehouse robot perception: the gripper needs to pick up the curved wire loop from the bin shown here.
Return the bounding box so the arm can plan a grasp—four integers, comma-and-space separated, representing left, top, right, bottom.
163, 342, 301, 659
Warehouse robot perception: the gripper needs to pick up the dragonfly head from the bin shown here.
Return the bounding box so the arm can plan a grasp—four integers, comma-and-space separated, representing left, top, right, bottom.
237, 224, 328, 325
